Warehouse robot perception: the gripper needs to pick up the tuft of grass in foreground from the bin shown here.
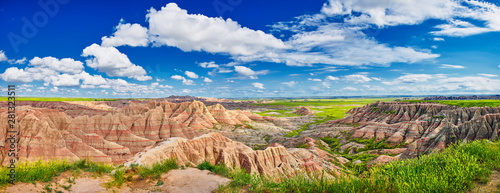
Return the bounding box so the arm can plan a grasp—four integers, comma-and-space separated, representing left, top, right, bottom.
0, 159, 113, 186
197, 161, 231, 177
137, 158, 179, 179
216, 139, 500, 193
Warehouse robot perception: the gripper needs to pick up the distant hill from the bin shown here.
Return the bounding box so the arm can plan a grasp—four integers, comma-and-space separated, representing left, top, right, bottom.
424, 95, 500, 100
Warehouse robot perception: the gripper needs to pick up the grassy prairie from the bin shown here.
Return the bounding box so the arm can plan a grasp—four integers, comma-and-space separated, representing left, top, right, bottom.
403, 99, 500, 108
252, 98, 397, 107
253, 98, 397, 118
0, 97, 120, 101
254, 98, 398, 136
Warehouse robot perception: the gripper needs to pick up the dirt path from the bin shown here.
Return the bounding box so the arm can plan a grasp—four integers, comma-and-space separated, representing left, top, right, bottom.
1, 168, 230, 193
470, 170, 500, 193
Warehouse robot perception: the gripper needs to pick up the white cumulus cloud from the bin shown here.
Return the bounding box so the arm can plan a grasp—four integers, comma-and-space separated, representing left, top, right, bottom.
101, 20, 149, 47
29, 56, 84, 74
282, 81, 298, 87
344, 74, 371, 84
325, 75, 339, 81
252, 82, 265, 89
234, 66, 268, 79
185, 71, 199, 79
146, 3, 287, 56
203, 77, 213, 83
82, 44, 151, 81
0, 51, 7, 62
199, 61, 220, 68
170, 75, 195, 85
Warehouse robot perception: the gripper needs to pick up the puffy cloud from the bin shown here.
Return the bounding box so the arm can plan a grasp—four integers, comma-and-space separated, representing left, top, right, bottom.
171, 75, 183, 80
150, 82, 174, 89
44, 73, 81, 86
344, 74, 371, 84
234, 66, 268, 79
234, 66, 254, 76
396, 76, 500, 92
43, 71, 107, 87
0, 56, 88, 84
396, 74, 434, 83
382, 73, 445, 85
0, 67, 33, 83
101, 20, 149, 47
170, 75, 195, 85
82, 44, 151, 81
320, 0, 500, 37
433, 37, 445, 41
343, 87, 357, 91
9, 57, 27, 64
321, 0, 458, 27
29, 56, 84, 74
325, 75, 339, 81
0, 51, 7, 62
203, 77, 213, 83
243, 24, 439, 66
146, 3, 287, 56
159, 84, 173, 89
199, 61, 219, 68
252, 82, 265, 89
308, 78, 322, 82
440, 64, 465, 69
282, 81, 298, 87
185, 71, 199, 79
0, 51, 26, 64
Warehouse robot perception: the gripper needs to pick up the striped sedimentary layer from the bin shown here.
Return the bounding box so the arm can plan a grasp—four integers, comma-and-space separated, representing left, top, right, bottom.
126, 133, 343, 178
333, 101, 500, 158
0, 100, 266, 165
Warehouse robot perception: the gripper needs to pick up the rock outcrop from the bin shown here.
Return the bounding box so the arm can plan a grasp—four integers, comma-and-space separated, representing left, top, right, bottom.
0, 101, 268, 164
126, 133, 343, 178
294, 106, 314, 116
334, 101, 500, 158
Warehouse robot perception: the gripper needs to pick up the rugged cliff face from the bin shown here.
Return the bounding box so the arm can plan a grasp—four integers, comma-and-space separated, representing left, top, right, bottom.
125, 133, 343, 178
334, 101, 500, 158
0, 100, 267, 164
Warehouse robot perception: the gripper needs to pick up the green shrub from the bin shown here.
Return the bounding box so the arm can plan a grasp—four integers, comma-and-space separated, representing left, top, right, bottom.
137, 158, 178, 179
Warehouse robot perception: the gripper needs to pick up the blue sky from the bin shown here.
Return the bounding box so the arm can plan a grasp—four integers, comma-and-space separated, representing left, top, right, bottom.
0, 0, 499, 98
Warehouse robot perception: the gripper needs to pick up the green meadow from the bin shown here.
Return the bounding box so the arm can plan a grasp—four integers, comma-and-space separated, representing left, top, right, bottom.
0, 97, 120, 101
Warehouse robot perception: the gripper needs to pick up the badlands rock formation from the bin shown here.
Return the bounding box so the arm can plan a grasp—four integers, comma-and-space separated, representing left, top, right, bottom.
333, 101, 500, 158
0, 100, 267, 164
126, 133, 343, 177
294, 106, 314, 116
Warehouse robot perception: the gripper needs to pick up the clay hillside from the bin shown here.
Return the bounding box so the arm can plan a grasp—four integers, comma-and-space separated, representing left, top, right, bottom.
333, 101, 500, 158
0, 99, 345, 178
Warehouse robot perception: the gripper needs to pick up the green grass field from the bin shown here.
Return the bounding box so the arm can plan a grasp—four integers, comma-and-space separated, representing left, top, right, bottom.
254, 98, 398, 137
251, 98, 398, 107
0, 97, 120, 101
